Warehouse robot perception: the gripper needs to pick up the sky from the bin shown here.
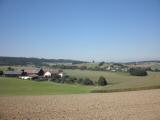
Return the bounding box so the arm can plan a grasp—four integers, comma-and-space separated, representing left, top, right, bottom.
0, 0, 160, 62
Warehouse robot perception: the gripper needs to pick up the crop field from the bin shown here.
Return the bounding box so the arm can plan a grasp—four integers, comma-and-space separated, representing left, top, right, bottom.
0, 89, 160, 120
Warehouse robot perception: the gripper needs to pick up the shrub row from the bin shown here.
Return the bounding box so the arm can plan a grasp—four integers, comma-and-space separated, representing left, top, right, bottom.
51, 75, 108, 86
51, 76, 94, 85
129, 67, 148, 76
0, 70, 3, 76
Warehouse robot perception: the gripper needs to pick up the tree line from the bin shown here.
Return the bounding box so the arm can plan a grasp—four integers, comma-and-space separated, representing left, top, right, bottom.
0, 56, 86, 66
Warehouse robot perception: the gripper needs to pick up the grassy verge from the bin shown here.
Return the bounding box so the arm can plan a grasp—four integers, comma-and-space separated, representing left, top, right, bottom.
91, 86, 160, 93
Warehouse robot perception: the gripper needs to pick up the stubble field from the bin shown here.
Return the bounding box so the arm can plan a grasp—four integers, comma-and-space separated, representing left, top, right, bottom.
0, 89, 160, 120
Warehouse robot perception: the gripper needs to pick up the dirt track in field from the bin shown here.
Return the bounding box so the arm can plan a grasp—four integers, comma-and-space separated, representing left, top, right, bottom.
0, 89, 160, 120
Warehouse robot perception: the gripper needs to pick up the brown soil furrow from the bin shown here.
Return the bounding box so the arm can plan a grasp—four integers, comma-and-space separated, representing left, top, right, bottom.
0, 89, 160, 120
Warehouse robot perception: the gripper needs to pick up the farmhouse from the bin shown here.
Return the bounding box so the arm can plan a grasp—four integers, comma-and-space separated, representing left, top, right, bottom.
44, 71, 52, 77
42, 68, 64, 78
58, 72, 64, 77
50, 70, 64, 78
24, 69, 39, 75
17, 68, 64, 80
2, 67, 65, 80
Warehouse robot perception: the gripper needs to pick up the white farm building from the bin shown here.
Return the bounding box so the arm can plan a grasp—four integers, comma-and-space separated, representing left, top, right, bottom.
44, 71, 52, 77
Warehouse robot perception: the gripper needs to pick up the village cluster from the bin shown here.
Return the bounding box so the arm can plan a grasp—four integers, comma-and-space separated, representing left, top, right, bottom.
3, 68, 64, 80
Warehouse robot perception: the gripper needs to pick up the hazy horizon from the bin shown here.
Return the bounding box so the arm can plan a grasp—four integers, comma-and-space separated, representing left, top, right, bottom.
0, 0, 160, 62
1, 55, 160, 63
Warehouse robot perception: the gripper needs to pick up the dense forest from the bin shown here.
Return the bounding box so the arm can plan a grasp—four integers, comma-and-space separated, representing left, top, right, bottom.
0, 56, 86, 66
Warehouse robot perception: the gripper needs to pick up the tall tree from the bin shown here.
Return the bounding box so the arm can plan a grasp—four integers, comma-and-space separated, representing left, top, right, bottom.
38, 69, 44, 76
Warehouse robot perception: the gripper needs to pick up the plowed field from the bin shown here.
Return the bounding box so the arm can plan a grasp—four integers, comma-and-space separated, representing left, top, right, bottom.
0, 89, 160, 120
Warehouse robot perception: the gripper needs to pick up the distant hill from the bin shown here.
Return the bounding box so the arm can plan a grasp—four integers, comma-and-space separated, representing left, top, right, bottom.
124, 60, 160, 71
0, 56, 87, 66
125, 60, 160, 65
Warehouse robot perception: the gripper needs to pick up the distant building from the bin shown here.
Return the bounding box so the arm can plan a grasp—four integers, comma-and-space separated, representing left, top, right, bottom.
17, 68, 64, 80
4, 71, 21, 77
58, 72, 64, 78
19, 76, 32, 80
50, 70, 64, 78
106, 66, 111, 71
25, 69, 39, 75
44, 71, 52, 78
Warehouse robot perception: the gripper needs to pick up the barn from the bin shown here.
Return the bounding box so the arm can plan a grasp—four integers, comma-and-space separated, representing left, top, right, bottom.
4, 71, 22, 77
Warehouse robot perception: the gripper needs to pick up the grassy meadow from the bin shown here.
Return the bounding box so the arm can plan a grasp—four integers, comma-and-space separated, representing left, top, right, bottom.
0, 69, 160, 96
0, 77, 94, 96
64, 69, 160, 92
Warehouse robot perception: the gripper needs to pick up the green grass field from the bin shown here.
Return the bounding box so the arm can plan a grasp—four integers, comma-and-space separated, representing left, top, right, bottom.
0, 70, 160, 96
0, 77, 94, 96
64, 69, 160, 91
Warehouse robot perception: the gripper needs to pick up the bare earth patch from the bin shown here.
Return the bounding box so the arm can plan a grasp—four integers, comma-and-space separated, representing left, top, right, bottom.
0, 89, 160, 120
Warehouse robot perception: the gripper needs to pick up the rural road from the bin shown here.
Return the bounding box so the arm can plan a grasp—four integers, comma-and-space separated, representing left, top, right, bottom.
0, 89, 160, 120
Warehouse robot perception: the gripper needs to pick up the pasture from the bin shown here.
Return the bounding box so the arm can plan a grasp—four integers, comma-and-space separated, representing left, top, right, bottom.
64, 69, 160, 91
0, 77, 94, 96
0, 70, 160, 96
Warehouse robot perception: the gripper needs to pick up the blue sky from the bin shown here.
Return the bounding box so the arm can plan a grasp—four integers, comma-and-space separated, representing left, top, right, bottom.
0, 0, 160, 62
